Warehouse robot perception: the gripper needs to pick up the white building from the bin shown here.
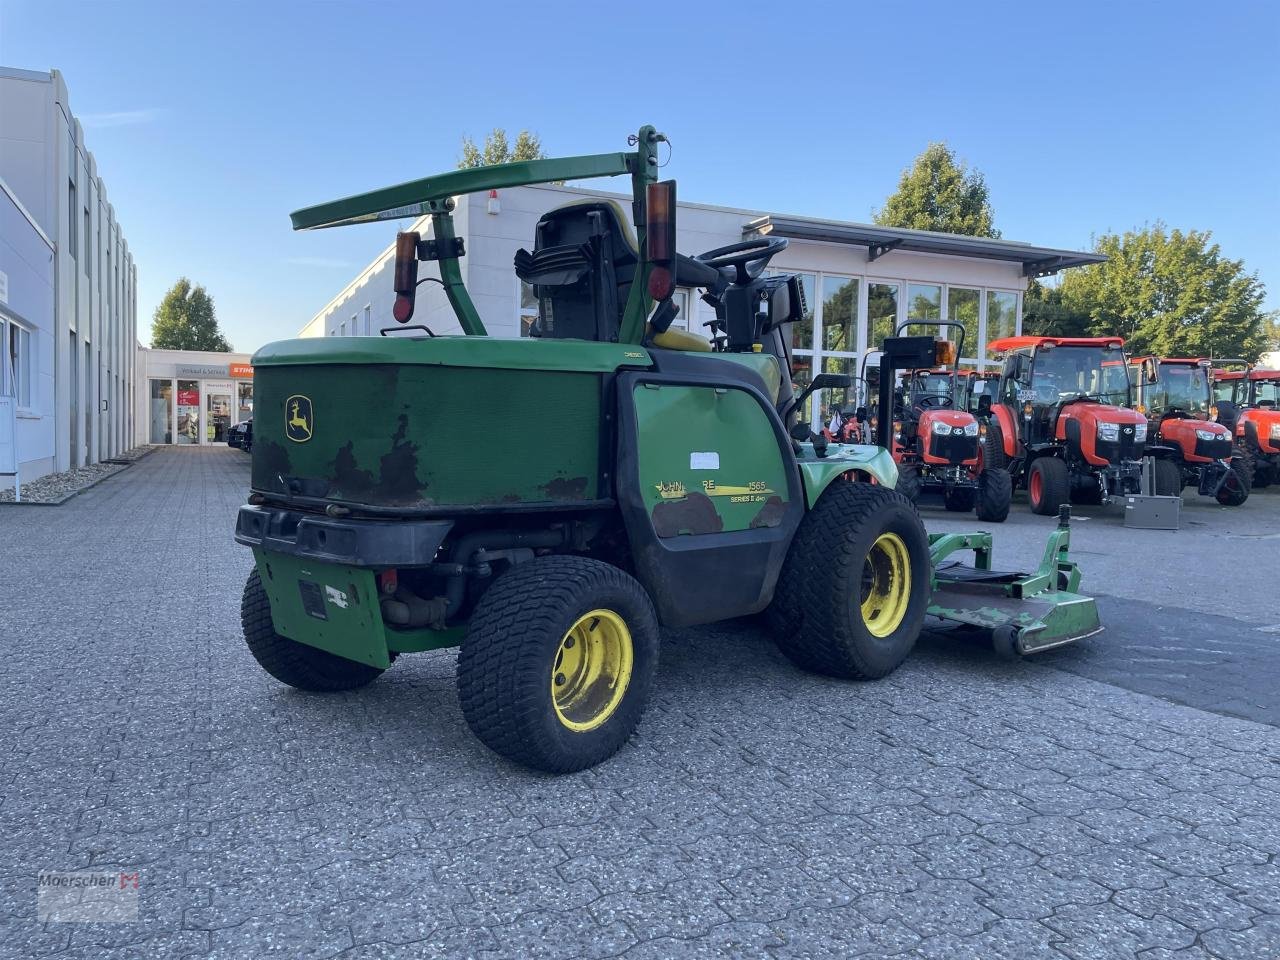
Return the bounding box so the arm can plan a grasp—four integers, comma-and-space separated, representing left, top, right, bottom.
135, 348, 254, 446
298, 183, 1103, 423
0, 66, 138, 487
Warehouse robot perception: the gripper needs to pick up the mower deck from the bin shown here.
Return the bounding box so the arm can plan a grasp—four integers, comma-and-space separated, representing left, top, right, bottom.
925, 509, 1103, 655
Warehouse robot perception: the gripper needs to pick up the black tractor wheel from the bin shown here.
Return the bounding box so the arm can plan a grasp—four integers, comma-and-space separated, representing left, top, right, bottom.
457, 556, 658, 773
1027, 457, 1070, 516
1216, 461, 1250, 506
1239, 443, 1270, 488
241, 569, 386, 692
768, 483, 931, 680
943, 485, 977, 512
895, 465, 921, 503
981, 425, 1008, 471
975, 468, 1012, 523
1152, 458, 1183, 497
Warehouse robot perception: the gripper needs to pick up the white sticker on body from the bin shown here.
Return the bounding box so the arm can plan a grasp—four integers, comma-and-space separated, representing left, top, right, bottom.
325, 586, 349, 609
690, 452, 720, 470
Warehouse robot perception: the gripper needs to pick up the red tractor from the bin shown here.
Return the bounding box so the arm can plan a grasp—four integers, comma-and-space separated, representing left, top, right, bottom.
860, 323, 1011, 522
1213, 366, 1280, 488
1129, 356, 1249, 506
981, 336, 1148, 514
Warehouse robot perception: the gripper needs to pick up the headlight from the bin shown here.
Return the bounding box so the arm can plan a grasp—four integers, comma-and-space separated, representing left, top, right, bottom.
1271, 423, 1280, 440
1133, 422, 1147, 442
1195, 428, 1220, 441
1097, 422, 1120, 442
932, 420, 953, 435
963, 422, 980, 437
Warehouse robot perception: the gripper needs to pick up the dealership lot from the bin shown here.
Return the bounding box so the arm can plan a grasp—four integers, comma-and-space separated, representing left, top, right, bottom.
2, 447, 1278, 959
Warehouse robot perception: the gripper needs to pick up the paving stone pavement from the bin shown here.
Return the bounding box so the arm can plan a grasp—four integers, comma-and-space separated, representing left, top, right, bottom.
1, 447, 1278, 959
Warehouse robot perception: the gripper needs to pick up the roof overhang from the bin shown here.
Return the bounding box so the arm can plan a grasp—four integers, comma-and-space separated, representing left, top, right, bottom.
744, 215, 1107, 277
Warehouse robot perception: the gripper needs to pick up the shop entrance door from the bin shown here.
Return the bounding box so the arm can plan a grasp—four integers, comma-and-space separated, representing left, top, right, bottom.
203, 380, 233, 444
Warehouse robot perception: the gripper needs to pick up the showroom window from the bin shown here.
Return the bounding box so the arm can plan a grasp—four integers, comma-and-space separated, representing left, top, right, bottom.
986, 291, 1019, 358
149, 378, 173, 444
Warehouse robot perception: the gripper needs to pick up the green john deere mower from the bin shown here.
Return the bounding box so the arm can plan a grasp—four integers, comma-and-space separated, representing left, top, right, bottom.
236, 126, 1102, 772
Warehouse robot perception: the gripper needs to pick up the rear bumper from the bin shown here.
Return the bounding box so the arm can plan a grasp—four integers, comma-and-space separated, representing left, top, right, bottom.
235, 505, 452, 568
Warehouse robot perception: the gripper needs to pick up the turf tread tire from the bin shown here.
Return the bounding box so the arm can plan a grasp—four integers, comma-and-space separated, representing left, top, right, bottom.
241, 569, 385, 692
895, 465, 921, 503
767, 483, 930, 680
1152, 458, 1183, 497
457, 556, 658, 774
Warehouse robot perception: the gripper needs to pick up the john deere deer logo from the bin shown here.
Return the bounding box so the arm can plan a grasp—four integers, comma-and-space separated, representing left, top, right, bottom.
285, 395, 313, 442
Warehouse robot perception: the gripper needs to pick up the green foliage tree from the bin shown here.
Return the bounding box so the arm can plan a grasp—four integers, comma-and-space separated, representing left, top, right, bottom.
458, 128, 547, 168
874, 143, 1000, 238
1058, 225, 1270, 360
150, 278, 231, 351
1021, 279, 1092, 338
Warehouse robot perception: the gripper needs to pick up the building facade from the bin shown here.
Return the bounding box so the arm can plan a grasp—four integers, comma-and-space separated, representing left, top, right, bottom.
298, 184, 1103, 425
135, 348, 253, 446
0, 66, 138, 488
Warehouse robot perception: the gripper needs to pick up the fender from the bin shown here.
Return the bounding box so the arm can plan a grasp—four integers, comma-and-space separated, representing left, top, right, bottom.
1240, 411, 1280, 454
992, 403, 1018, 458
797, 444, 898, 507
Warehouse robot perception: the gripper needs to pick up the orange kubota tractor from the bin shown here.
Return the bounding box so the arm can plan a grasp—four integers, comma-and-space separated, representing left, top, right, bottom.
1129, 356, 1249, 506
981, 336, 1148, 514
1214, 366, 1280, 488
858, 322, 1012, 522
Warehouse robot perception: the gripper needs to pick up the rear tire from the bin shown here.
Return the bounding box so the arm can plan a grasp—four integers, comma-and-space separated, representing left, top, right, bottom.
768, 483, 930, 680
895, 465, 921, 503
457, 556, 658, 773
1152, 458, 1183, 497
975, 468, 1012, 523
1028, 457, 1070, 516
1239, 443, 1270, 488
241, 569, 385, 692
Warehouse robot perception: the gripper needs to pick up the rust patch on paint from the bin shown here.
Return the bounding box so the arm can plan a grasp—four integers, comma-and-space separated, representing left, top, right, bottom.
332, 442, 376, 498
652, 491, 724, 538
542, 476, 589, 501
749, 495, 788, 529
374, 414, 424, 505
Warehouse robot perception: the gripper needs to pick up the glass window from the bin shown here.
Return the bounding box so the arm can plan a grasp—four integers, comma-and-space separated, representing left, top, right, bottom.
821, 277, 858, 352
364, 305, 372, 336
18, 327, 31, 408
237, 381, 253, 422
671, 289, 690, 331
149, 379, 173, 444
338, 320, 346, 336
176, 379, 200, 445
788, 272, 816, 351
986, 291, 1018, 358
905, 283, 941, 336
790, 353, 814, 427
519, 280, 539, 337
68, 181, 77, 260
820, 356, 856, 415
867, 282, 899, 350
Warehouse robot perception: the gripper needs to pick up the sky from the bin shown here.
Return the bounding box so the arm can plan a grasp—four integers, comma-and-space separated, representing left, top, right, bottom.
1, 0, 1277, 352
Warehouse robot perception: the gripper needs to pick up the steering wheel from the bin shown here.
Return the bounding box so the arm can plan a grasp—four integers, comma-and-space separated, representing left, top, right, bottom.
694, 237, 789, 285
916, 395, 951, 409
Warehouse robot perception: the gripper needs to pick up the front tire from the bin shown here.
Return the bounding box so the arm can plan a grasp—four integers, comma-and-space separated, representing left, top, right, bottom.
768, 483, 930, 680
1028, 457, 1070, 515
1215, 461, 1250, 506
975, 468, 1012, 523
457, 556, 658, 773
895, 465, 921, 502
1152, 458, 1183, 497
943, 485, 977, 512
241, 569, 385, 692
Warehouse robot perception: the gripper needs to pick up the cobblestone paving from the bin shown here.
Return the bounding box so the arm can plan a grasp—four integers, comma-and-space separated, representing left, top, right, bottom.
1, 448, 1278, 959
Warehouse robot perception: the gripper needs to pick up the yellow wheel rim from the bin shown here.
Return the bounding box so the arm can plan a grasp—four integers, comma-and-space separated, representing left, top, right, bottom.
860, 532, 912, 638
551, 609, 634, 732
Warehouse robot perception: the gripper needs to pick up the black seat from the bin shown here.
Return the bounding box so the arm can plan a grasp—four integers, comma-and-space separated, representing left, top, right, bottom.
514, 201, 638, 342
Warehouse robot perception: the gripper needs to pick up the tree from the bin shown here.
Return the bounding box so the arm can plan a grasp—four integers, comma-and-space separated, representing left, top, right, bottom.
458, 128, 547, 168
1021, 279, 1092, 339
151, 278, 231, 351
1058, 224, 1270, 360
874, 143, 1000, 238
